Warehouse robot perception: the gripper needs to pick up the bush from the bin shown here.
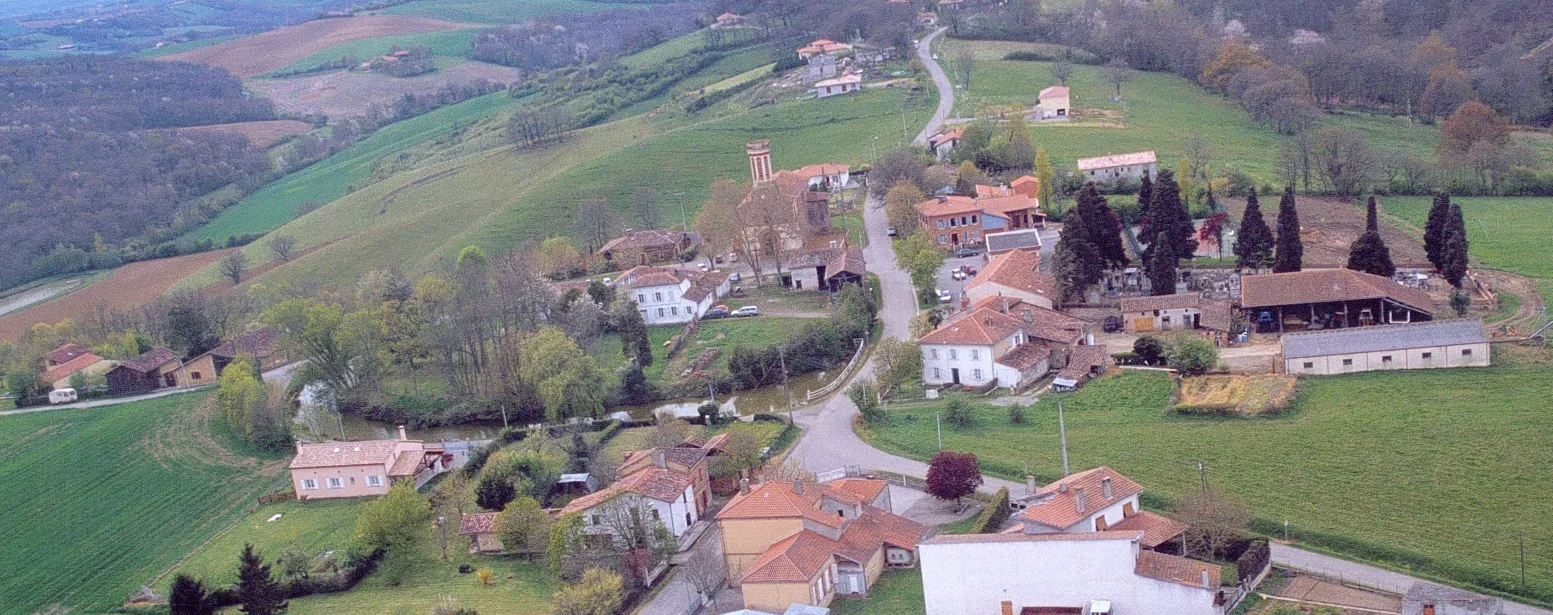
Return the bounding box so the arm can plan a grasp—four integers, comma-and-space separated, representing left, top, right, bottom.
1006, 403, 1026, 424
968, 487, 1011, 533
751, 413, 787, 423
1165, 336, 1220, 375
1236, 538, 1271, 586
943, 395, 974, 428
1133, 336, 1165, 365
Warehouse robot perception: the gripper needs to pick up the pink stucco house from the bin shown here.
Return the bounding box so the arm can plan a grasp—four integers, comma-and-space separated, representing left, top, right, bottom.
289, 427, 446, 500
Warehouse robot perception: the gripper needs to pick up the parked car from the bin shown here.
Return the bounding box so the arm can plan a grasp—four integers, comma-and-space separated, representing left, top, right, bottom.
937, 289, 953, 303
48, 388, 78, 404
698, 263, 710, 271
729, 272, 742, 283
1103, 316, 1123, 333
953, 247, 978, 258
951, 270, 966, 281
704, 307, 730, 319
959, 264, 978, 275
733, 306, 760, 317
887, 226, 898, 237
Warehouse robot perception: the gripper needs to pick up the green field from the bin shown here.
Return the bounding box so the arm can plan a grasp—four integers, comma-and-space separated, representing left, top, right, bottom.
379, 0, 639, 23
864, 368, 1553, 603
163, 499, 364, 589
184, 91, 522, 244
260, 28, 481, 76
135, 34, 241, 58
936, 38, 1553, 187
1384, 196, 1553, 304
0, 393, 291, 613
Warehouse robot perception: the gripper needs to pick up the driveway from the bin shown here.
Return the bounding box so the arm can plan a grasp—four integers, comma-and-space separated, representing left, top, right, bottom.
912, 28, 954, 147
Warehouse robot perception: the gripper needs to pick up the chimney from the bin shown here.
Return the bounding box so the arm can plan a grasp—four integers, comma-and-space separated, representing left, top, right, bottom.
652, 449, 667, 469
937, 195, 947, 203
739, 478, 751, 495
1021, 309, 1034, 324
1001, 300, 1010, 315
792, 477, 804, 495
1025, 475, 1037, 496
1001, 601, 1014, 615
1201, 569, 1210, 588
746, 140, 772, 184
1102, 477, 1113, 499
1074, 486, 1087, 513
1058, 482, 1069, 493
397, 425, 407, 441
295, 440, 303, 453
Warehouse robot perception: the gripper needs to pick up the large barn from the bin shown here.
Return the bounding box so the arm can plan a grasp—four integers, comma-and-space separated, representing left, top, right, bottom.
1240, 269, 1433, 334
1281, 319, 1490, 375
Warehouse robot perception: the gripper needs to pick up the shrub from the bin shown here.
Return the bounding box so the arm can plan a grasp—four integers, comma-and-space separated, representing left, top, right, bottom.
968, 487, 1012, 533
1133, 336, 1165, 365
1165, 336, 1220, 375
1006, 403, 1026, 424
942, 395, 974, 428
475, 568, 494, 586
1236, 538, 1271, 586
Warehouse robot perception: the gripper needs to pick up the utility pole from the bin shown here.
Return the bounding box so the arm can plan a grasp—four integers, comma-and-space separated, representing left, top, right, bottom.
1057, 401, 1069, 477
500, 403, 509, 430
1197, 460, 1209, 492
336, 411, 346, 440
779, 346, 793, 424
1521, 532, 1528, 590
900, 104, 909, 143
438, 515, 449, 562
673, 191, 688, 234
935, 411, 942, 450
871, 136, 878, 168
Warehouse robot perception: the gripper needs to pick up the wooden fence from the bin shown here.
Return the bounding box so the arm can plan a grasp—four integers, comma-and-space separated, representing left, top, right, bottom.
805, 338, 867, 402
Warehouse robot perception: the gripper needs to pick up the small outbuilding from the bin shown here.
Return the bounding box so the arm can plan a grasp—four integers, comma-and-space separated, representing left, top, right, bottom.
1242, 269, 1433, 334
1401, 583, 1504, 615
1033, 85, 1070, 119
1076, 151, 1157, 183
1281, 318, 1490, 376
459, 512, 504, 554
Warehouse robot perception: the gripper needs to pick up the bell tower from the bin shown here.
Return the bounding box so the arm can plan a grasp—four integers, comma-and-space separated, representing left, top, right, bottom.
747, 140, 772, 184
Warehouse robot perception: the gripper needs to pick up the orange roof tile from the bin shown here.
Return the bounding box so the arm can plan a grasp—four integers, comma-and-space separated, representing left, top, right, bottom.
995, 341, 1051, 370
291, 440, 415, 469
1135, 550, 1221, 589
978, 194, 1038, 215
1108, 510, 1187, 549
740, 497, 929, 584
975, 184, 1014, 198
562, 466, 693, 513
743, 531, 839, 583
49, 343, 92, 366
914, 195, 982, 218
1240, 268, 1433, 313
916, 307, 1024, 346
828, 478, 888, 504
718, 480, 847, 528
796, 163, 849, 178
970, 297, 1090, 344
459, 512, 498, 535
1014, 466, 1144, 530
1039, 85, 1070, 100
1076, 151, 1157, 171
42, 352, 104, 383
967, 250, 1054, 301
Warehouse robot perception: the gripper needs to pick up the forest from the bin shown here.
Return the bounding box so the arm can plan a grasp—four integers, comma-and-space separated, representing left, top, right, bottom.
0, 57, 276, 289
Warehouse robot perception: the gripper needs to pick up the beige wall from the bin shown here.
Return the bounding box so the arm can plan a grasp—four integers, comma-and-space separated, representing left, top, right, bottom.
50, 359, 114, 389
744, 580, 827, 612
176, 354, 220, 388
1285, 342, 1491, 375
864, 547, 885, 585
720, 517, 804, 584
292, 463, 392, 499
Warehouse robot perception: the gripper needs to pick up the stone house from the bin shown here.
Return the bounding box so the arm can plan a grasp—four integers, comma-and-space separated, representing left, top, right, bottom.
289, 426, 445, 500
1076, 151, 1158, 183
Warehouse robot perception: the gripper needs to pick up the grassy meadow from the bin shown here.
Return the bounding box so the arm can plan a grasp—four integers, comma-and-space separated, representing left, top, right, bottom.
0, 393, 291, 613
135, 34, 242, 58
1384, 196, 1553, 304
163, 499, 365, 589
863, 368, 1553, 603
935, 38, 1553, 187
378, 0, 640, 23
259, 28, 482, 76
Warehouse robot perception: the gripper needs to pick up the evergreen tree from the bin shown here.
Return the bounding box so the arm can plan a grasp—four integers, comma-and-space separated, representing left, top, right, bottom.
1053, 208, 1102, 303
1136, 173, 1153, 226
235, 544, 287, 615
1146, 231, 1178, 296
169, 574, 210, 615
1364, 194, 1380, 232
1233, 192, 1275, 272
613, 301, 652, 367
1441, 205, 1469, 288
1145, 169, 1196, 259
1272, 187, 1304, 273
1075, 182, 1128, 267
1423, 191, 1451, 271
1346, 197, 1396, 277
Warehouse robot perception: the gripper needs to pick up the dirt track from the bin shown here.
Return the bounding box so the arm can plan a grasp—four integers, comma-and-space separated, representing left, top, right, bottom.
0, 250, 233, 342
156, 15, 474, 78
1224, 195, 1430, 268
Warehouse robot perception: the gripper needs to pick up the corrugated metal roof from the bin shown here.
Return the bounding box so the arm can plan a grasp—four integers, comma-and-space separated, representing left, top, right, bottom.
1281, 319, 1486, 359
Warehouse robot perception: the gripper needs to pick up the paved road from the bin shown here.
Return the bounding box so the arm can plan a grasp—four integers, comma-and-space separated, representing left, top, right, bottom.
0, 361, 305, 417
912, 28, 954, 147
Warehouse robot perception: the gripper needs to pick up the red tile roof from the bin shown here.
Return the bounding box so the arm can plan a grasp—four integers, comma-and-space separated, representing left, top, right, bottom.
459, 512, 498, 535
718, 480, 847, 528
562, 466, 693, 513
975, 184, 1014, 198
915, 195, 983, 218
1240, 268, 1433, 313
1056, 344, 1109, 381
1119, 293, 1203, 313
742, 531, 838, 583
1039, 85, 1070, 100
116, 347, 179, 374
617, 265, 685, 289
622, 446, 711, 471
49, 343, 92, 366
917, 307, 1024, 346
1076, 151, 1157, 171
968, 250, 1054, 301
739, 490, 929, 584
978, 194, 1039, 215
1135, 550, 1221, 589
291, 439, 413, 469
1108, 510, 1187, 549
796, 163, 849, 178
995, 341, 1051, 370
683, 270, 729, 302
208, 327, 278, 360
828, 478, 888, 504
42, 352, 104, 383
971, 297, 1090, 344
597, 229, 688, 254
1015, 466, 1144, 530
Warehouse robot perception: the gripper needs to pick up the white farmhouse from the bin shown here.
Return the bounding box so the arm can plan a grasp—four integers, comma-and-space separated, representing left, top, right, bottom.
617, 265, 731, 325
1282, 318, 1491, 376
919, 297, 1093, 390
811, 73, 861, 98
559, 464, 702, 539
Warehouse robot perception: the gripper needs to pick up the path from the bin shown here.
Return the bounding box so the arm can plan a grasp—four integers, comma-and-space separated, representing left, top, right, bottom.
0, 361, 305, 417
912, 28, 954, 146
1273, 544, 1550, 615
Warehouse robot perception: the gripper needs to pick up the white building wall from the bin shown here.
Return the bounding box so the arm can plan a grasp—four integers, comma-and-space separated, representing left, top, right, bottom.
791, 266, 821, 291
920, 537, 1220, 615
921, 343, 1000, 387
634, 281, 694, 325
1284, 342, 1491, 375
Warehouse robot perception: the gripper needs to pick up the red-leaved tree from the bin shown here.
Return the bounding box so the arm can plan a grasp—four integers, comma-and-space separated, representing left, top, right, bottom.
925, 451, 983, 507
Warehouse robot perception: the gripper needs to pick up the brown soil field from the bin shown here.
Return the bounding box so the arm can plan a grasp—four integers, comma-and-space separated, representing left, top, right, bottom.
0, 250, 233, 342
166, 120, 313, 149
1223, 195, 1430, 268
248, 61, 522, 117
155, 15, 473, 78
1175, 374, 1298, 415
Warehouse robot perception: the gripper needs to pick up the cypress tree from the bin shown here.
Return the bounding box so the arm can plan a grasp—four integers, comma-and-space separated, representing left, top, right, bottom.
1054, 207, 1102, 303
1136, 172, 1154, 226
1146, 231, 1178, 296
1233, 191, 1275, 272
1272, 186, 1304, 273
1365, 194, 1380, 232
169, 574, 210, 615
1423, 191, 1451, 271
1346, 196, 1395, 277
1075, 182, 1129, 267
1441, 203, 1470, 287
235, 544, 287, 615
1146, 169, 1196, 259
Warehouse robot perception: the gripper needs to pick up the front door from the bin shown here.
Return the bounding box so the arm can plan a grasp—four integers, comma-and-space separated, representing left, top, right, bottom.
950, 232, 959, 245
950, 368, 960, 384
1133, 317, 1155, 332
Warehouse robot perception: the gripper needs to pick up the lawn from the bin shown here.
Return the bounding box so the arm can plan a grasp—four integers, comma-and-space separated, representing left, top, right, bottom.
864, 368, 1553, 604
1383, 196, 1553, 304
828, 569, 926, 615
379, 0, 640, 23
258, 28, 481, 76
162, 499, 365, 589
183, 90, 522, 244
934, 38, 1553, 188
0, 393, 292, 614
833, 210, 869, 248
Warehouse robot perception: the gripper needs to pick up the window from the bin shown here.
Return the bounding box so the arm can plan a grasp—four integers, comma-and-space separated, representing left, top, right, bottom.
1123, 502, 1136, 517
658, 308, 665, 317
301, 479, 318, 490
972, 369, 982, 379
949, 349, 957, 360
650, 508, 660, 519
1462, 348, 1473, 356
971, 215, 978, 224
933, 368, 941, 379
191, 371, 202, 380
1303, 362, 1314, 369
930, 349, 939, 359
671, 306, 678, 315
591, 514, 601, 525
1342, 359, 1354, 366
970, 349, 979, 360
654, 292, 663, 302
939, 235, 947, 243
1382, 356, 1392, 363
638, 294, 645, 303
1422, 352, 1433, 359
366, 475, 382, 487
937, 220, 945, 229
1095, 516, 1109, 531
327, 477, 342, 489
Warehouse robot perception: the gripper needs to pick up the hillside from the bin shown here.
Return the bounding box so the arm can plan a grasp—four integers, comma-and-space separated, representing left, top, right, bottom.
155, 15, 476, 78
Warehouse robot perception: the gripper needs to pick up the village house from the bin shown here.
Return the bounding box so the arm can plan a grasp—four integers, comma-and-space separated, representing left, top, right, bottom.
1401, 583, 1506, 615
1076, 151, 1158, 183
289, 426, 446, 500
965, 249, 1055, 309
918, 296, 1093, 390
796, 39, 852, 60
803, 55, 838, 84
717, 478, 929, 613
1118, 294, 1235, 346
927, 127, 963, 161
811, 73, 861, 98
783, 247, 866, 293
852, 43, 896, 66
616, 264, 731, 325
174, 327, 285, 389
1006, 467, 1184, 544
1032, 85, 1070, 119
914, 192, 1043, 250
735, 141, 864, 285
40, 343, 113, 390
1281, 318, 1490, 376
1052, 344, 1109, 391
796, 163, 851, 192
713, 12, 747, 28
104, 347, 182, 396
1240, 268, 1433, 334
597, 229, 695, 266
618, 446, 714, 515
918, 11, 938, 27
560, 462, 702, 540
458, 512, 504, 554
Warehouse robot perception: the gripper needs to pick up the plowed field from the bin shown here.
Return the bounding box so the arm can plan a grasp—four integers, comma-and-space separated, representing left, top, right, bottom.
156, 15, 473, 78
0, 250, 233, 342
168, 120, 313, 149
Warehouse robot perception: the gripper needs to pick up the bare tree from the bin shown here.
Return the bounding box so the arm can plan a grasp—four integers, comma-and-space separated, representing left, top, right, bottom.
694, 179, 760, 285
629, 187, 662, 230
680, 542, 728, 610
761, 456, 814, 483
1102, 58, 1135, 99
268, 234, 296, 262
1183, 134, 1213, 181
1050, 58, 1074, 86
1175, 489, 1252, 560
219, 250, 247, 286
574, 197, 616, 253
952, 50, 976, 90
1313, 127, 1378, 196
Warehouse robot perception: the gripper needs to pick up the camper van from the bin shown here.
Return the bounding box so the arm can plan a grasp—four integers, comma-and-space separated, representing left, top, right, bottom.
48, 388, 79, 404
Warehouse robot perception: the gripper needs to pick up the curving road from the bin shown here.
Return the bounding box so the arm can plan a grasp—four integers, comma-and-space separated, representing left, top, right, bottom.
912, 28, 955, 147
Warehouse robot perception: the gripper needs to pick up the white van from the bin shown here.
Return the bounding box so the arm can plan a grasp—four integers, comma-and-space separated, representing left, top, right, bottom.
48, 388, 79, 404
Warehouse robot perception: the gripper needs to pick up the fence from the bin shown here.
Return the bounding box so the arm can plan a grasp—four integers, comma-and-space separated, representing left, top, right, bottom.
804, 338, 867, 402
